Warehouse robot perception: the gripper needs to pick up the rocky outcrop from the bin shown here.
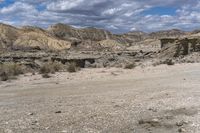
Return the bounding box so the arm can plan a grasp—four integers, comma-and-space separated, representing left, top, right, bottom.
160, 38, 200, 58
121, 29, 188, 52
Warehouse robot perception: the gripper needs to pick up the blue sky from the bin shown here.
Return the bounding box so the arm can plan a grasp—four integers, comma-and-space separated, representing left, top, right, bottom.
0, 0, 200, 33
0, 0, 14, 7
143, 6, 177, 15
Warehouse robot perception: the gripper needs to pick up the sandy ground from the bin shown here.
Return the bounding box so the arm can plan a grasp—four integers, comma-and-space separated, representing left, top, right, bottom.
0, 63, 200, 133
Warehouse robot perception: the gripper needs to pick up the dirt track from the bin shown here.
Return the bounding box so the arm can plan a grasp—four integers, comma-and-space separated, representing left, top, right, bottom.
1, 64, 200, 133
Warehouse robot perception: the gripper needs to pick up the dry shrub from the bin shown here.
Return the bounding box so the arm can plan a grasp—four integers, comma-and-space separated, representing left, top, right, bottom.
124, 62, 136, 69
0, 63, 25, 81
67, 62, 79, 73
40, 63, 52, 74
40, 61, 63, 74
165, 59, 175, 65
160, 59, 175, 66
42, 73, 51, 78
153, 59, 175, 67
0, 72, 8, 81
52, 61, 63, 72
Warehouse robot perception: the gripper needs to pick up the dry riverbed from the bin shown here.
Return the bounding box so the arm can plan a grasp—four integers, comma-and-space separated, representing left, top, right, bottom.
0, 63, 200, 133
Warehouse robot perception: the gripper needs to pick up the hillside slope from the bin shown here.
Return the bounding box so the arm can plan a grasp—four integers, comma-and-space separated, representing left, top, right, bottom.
0, 23, 199, 52
0, 24, 71, 51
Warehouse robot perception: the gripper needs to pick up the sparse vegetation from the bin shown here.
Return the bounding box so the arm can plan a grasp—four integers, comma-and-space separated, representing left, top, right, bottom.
0, 63, 25, 81
52, 61, 63, 72
0, 72, 9, 81
40, 63, 52, 74
153, 59, 175, 67
67, 62, 79, 73
164, 59, 175, 65
42, 73, 51, 78
40, 61, 63, 75
124, 62, 136, 69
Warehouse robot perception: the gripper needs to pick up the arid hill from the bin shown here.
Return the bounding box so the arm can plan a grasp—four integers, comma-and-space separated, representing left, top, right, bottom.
47, 23, 130, 50
0, 23, 199, 53
0, 24, 71, 51
0, 23, 20, 50
13, 26, 71, 51
48, 23, 112, 41
149, 29, 188, 39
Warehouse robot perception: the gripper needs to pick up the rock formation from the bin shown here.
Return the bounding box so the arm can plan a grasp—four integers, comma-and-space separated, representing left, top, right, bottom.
160, 38, 200, 58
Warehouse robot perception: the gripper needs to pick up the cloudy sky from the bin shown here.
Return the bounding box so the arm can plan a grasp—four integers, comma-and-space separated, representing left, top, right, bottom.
0, 0, 200, 33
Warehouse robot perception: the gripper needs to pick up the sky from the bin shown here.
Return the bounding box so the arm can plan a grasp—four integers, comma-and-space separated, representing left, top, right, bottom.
0, 0, 200, 33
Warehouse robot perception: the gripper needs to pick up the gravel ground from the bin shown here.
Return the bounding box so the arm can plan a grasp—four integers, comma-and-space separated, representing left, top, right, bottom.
0, 63, 200, 133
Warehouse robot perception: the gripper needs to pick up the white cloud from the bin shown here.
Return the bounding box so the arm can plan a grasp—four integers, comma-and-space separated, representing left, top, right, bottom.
102, 8, 121, 15
130, 27, 137, 31
106, 25, 118, 29
47, 0, 84, 11
0, 2, 36, 14
0, 0, 200, 33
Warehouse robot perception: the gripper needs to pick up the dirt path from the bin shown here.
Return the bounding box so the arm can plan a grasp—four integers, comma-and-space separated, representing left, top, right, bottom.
1, 64, 200, 133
